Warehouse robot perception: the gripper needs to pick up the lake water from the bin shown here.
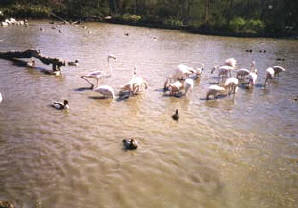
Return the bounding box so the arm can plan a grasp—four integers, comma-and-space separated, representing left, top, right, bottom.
0, 20, 297, 208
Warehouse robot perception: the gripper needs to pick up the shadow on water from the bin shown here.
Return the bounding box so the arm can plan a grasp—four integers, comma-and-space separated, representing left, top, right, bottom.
88, 96, 109, 100
74, 87, 93, 92
162, 92, 185, 98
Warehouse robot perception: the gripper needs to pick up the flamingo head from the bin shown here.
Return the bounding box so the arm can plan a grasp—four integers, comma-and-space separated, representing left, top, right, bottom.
108, 54, 116, 60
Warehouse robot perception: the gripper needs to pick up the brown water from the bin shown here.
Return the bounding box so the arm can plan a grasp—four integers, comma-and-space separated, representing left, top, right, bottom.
0, 20, 297, 208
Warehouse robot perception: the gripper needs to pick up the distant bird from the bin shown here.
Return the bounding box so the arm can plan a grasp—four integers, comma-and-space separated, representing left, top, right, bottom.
172, 109, 179, 121
245, 49, 252, 52
276, 58, 285, 61
124, 32, 129, 36
68, 60, 79, 66
123, 138, 138, 150
40, 27, 44, 31
0, 92, 2, 103
52, 100, 69, 110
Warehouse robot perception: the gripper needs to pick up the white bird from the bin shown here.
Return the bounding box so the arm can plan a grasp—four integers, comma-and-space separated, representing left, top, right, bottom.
273, 66, 286, 77
52, 100, 69, 110
168, 80, 183, 96
184, 78, 194, 95
236, 68, 250, 80
225, 58, 237, 68
173, 64, 193, 80
224, 77, 239, 95
121, 66, 148, 95
264, 67, 275, 87
206, 85, 226, 100
247, 72, 258, 88
94, 85, 115, 99
211, 65, 234, 82
0, 92, 2, 103
81, 55, 116, 89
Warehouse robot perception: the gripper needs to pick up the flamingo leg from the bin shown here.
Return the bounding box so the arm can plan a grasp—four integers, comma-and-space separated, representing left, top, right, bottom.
81, 76, 95, 89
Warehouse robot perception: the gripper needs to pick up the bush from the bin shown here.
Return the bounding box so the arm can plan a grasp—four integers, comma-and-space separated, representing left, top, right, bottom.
163, 17, 183, 27
246, 19, 265, 33
229, 17, 265, 33
121, 13, 141, 22
229, 17, 246, 32
3, 4, 51, 18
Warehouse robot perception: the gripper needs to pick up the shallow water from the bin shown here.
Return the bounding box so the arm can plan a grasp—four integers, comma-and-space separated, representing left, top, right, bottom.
0, 20, 297, 208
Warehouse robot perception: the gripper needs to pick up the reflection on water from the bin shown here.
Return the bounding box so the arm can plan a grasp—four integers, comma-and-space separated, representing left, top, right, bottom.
0, 20, 298, 208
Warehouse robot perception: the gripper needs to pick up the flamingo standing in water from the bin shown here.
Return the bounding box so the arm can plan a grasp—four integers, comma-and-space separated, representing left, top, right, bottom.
81, 55, 116, 89
94, 85, 115, 99
272, 66, 286, 77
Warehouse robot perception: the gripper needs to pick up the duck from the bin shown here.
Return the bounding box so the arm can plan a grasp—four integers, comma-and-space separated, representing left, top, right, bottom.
172, 109, 179, 121
68, 60, 79, 66
123, 138, 138, 150
52, 100, 69, 110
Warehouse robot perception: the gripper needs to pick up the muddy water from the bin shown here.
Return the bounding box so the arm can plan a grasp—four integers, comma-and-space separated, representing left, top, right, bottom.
0, 20, 297, 208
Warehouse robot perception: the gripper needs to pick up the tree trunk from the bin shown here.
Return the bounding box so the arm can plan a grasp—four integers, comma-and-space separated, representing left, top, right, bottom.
0, 49, 66, 68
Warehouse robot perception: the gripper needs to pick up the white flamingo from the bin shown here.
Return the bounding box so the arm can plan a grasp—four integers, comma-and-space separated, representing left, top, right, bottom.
206, 85, 226, 100
224, 77, 239, 95
247, 72, 258, 88
184, 78, 194, 95
225, 58, 237, 68
173, 63, 204, 80
264, 67, 275, 87
81, 55, 116, 89
120, 66, 148, 95
273, 66, 286, 77
94, 85, 115, 99
211, 65, 234, 82
168, 81, 183, 96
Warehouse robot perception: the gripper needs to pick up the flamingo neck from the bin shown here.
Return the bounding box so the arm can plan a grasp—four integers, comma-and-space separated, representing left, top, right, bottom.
107, 57, 112, 76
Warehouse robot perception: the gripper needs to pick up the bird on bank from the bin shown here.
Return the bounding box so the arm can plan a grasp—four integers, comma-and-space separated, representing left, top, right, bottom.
52, 100, 69, 110
172, 109, 179, 121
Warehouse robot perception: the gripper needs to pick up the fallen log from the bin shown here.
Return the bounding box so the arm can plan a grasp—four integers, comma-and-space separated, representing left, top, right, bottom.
0, 49, 66, 70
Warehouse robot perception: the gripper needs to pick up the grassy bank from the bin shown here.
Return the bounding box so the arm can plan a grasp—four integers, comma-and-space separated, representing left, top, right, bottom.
1, 5, 297, 39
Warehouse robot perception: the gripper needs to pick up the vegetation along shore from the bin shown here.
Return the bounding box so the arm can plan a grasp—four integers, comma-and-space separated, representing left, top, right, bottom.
1, 0, 297, 38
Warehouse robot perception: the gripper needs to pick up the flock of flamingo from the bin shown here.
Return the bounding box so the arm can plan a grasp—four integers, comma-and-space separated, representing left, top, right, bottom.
72, 55, 286, 104
0, 54, 287, 109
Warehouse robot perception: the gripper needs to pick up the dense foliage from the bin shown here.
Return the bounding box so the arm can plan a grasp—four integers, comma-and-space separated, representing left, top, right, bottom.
1, 0, 297, 36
